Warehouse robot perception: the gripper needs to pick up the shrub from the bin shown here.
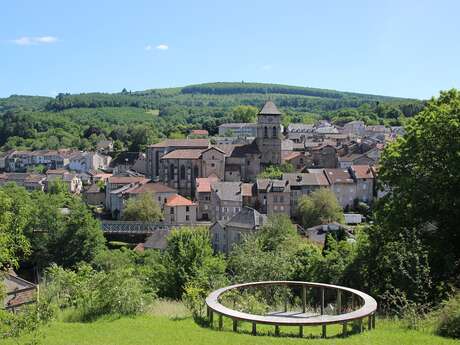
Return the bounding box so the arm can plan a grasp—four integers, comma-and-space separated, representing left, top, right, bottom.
44, 263, 154, 321
436, 292, 460, 338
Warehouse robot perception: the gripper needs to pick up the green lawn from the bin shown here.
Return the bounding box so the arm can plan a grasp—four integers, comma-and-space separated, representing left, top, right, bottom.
6, 314, 457, 345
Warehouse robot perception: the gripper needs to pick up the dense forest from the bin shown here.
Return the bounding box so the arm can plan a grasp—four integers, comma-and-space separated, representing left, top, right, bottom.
0, 82, 425, 151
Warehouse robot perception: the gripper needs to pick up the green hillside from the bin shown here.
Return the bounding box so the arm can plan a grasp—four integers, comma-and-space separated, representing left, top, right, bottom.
0, 82, 425, 151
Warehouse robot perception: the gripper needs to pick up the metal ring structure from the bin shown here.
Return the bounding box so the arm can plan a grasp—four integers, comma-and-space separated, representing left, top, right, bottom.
205, 281, 377, 338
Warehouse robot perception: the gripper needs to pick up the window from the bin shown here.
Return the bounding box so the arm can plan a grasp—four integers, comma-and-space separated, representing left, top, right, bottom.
247, 160, 250, 166
186, 215, 190, 221
264, 126, 268, 138
193, 166, 199, 177
272, 126, 277, 137
211, 163, 215, 167
274, 195, 278, 202
212, 156, 215, 160
280, 196, 284, 203
170, 164, 175, 178
186, 206, 190, 212
170, 208, 174, 214
180, 165, 186, 180
280, 206, 284, 211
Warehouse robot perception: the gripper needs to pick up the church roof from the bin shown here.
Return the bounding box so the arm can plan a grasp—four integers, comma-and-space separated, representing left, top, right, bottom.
259, 100, 281, 115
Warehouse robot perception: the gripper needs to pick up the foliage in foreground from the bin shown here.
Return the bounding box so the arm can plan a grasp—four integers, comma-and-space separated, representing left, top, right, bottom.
436, 292, 460, 339
43, 262, 153, 321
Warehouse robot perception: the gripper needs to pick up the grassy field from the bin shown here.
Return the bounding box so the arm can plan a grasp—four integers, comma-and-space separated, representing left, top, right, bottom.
5, 301, 457, 345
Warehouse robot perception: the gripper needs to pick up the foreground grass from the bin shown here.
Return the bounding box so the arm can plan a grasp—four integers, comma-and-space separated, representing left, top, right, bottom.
5, 301, 457, 345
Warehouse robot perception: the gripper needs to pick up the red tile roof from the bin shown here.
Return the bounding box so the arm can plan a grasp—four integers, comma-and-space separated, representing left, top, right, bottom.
324, 169, 354, 184
127, 182, 176, 194
160, 149, 205, 160
149, 139, 210, 148
108, 176, 148, 185
351, 165, 374, 179
191, 129, 209, 136
196, 175, 220, 193
165, 194, 196, 207
282, 151, 302, 161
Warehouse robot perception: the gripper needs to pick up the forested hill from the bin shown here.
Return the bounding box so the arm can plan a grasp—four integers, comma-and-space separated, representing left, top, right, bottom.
0, 82, 424, 152
180, 82, 409, 101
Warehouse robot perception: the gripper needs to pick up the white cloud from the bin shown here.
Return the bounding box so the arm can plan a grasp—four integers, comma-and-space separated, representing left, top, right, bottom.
145, 45, 152, 51
35, 36, 58, 44
156, 44, 168, 50
12, 36, 58, 46
261, 64, 273, 71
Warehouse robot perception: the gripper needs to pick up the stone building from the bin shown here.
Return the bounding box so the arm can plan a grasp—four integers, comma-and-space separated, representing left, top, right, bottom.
283, 172, 330, 214
349, 165, 374, 204
146, 139, 210, 180
163, 194, 197, 225
210, 206, 267, 254
255, 179, 291, 216
195, 175, 220, 221
159, 147, 226, 197
210, 181, 243, 221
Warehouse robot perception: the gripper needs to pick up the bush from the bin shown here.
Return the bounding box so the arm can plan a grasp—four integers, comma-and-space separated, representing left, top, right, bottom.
436, 292, 460, 338
44, 263, 154, 321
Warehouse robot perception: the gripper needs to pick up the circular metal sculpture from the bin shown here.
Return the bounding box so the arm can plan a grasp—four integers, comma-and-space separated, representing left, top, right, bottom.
205, 281, 377, 338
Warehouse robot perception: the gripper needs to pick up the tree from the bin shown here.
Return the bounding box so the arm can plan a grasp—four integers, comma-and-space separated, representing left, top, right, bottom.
231, 105, 258, 123
375, 89, 460, 298
160, 227, 226, 299
122, 193, 163, 222
0, 184, 34, 269
27, 192, 106, 269
229, 215, 323, 283
257, 163, 294, 179
297, 189, 344, 228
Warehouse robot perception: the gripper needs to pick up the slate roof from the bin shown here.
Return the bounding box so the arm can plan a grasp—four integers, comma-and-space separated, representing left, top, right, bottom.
149, 139, 210, 148
259, 101, 281, 115
226, 206, 267, 230
143, 230, 171, 250
109, 152, 142, 167
230, 141, 260, 157
211, 182, 242, 202
283, 173, 330, 187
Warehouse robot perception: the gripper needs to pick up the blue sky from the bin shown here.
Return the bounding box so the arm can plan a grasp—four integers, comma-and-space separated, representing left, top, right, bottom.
1, 0, 459, 99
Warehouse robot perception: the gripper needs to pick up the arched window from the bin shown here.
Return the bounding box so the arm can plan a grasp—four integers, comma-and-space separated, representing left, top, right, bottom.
272, 126, 277, 137
193, 166, 199, 178
180, 165, 186, 180
170, 164, 175, 179
264, 126, 268, 138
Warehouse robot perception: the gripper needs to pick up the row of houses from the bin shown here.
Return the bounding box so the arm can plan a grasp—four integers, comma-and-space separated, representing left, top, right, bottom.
0, 169, 83, 193
0, 150, 112, 173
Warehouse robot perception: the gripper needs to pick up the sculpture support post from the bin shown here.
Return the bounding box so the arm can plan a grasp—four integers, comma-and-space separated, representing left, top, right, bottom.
302, 285, 306, 313
320, 287, 325, 315
252, 322, 257, 336
337, 290, 342, 314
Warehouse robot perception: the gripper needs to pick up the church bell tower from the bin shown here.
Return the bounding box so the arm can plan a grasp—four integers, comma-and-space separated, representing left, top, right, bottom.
255, 100, 283, 166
